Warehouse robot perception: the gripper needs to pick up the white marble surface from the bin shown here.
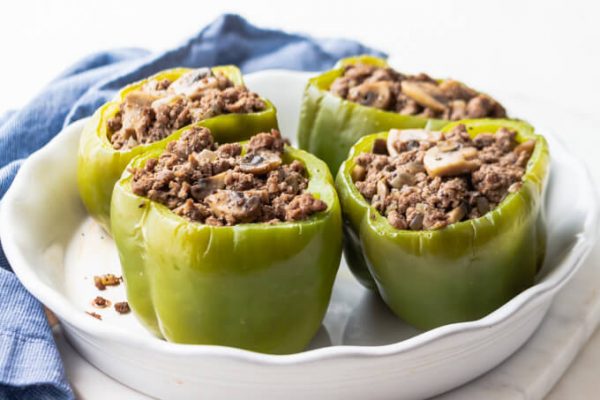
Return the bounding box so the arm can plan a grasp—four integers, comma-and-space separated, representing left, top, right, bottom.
439, 244, 600, 400
547, 311, 600, 400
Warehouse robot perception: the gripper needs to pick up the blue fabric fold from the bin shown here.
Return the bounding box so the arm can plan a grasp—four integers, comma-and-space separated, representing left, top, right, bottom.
0, 14, 384, 399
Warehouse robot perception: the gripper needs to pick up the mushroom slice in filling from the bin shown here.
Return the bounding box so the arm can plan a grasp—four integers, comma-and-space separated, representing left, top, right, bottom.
347, 81, 392, 109
168, 68, 215, 97
116, 92, 162, 145
239, 151, 282, 175
124, 91, 160, 107
400, 81, 448, 112
204, 190, 262, 224
424, 142, 480, 177
190, 172, 228, 201
150, 94, 181, 109
387, 129, 442, 156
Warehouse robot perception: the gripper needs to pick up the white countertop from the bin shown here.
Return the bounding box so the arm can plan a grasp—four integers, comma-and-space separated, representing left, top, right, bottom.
2, 1, 599, 398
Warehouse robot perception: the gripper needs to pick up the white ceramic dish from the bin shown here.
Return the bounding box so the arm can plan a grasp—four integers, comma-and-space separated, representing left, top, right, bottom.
1, 71, 598, 400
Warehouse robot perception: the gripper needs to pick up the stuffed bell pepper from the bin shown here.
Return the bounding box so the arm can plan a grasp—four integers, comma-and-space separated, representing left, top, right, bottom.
336, 119, 549, 329
78, 66, 278, 231
297, 55, 507, 172
111, 126, 342, 354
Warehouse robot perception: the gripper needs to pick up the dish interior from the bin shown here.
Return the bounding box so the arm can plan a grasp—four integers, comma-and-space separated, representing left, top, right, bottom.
4, 70, 595, 352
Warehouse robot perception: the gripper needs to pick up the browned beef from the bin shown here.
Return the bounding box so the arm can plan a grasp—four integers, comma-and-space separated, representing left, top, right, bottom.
130, 128, 326, 225
330, 64, 506, 120
108, 69, 266, 150
353, 125, 535, 230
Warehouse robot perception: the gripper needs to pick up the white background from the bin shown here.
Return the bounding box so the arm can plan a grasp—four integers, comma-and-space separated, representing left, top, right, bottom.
1, 1, 599, 398
1, 0, 599, 119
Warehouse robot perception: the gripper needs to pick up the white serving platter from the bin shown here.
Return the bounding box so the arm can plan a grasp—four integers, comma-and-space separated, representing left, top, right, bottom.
1, 70, 597, 400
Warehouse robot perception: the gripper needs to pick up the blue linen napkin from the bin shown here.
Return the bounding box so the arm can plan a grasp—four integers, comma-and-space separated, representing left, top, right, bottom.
0, 14, 384, 399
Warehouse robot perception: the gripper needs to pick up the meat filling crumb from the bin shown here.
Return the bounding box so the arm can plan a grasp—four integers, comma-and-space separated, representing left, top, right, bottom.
86, 311, 102, 320
114, 302, 131, 314
92, 296, 111, 309
93, 274, 122, 291
131, 128, 327, 225
108, 68, 266, 150
353, 124, 535, 231
330, 64, 506, 120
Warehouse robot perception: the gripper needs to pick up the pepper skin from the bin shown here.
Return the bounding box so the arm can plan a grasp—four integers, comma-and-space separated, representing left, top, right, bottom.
111, 132, 342, 354
336, 119, 549, 329
77, 66, 278, 232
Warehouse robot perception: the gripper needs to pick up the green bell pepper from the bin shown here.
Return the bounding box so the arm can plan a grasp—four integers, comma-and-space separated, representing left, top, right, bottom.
77, 66, 278, 232
111, 131, 342, 354
336, 119, 549, 329
298, 55, 476, 173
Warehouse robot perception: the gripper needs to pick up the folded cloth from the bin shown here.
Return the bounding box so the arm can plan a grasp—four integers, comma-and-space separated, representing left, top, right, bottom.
0, 14, 384, 399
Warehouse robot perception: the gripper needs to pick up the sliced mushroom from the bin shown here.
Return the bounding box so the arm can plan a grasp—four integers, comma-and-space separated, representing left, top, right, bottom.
514, 139, 536, 156
508, 182, 523, 193
195, 149, 218, 162
151, 94, 180, 109
388, 171, 414, 189
438, 80, 477, 100
169, 68, 212, 93
401, 81, 448, 112
118, 108, 150, 142
189, 149, 217, 167
351, 165, 366, 182
169, 68, 219, 98
447, 203, 468, 224
118, 91, 160, 138
376, 179, 389, 199
190, 172, 227, 200
204, 190, 261, 224
123, 91, 159, 107
402, 161, 426, 175
436, 140, 460, 153
386, 129, 442, 156
239, 151, 282, 174
396, 94, 421, 115
424, 144, 480, 177
347, 81, 392, 109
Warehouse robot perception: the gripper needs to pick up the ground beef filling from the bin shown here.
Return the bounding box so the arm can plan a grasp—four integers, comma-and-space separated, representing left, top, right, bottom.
108, 68, 266, 150
130, 128, 327, 225
330, 64, 506, 120
353, 125, 536, 230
